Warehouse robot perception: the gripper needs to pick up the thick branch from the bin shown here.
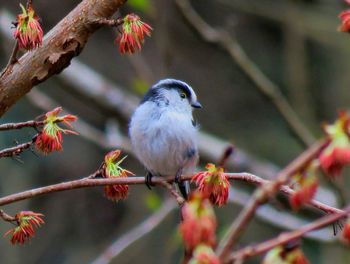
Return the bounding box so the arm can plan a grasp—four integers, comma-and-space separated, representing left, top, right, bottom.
0, 0, 127, 117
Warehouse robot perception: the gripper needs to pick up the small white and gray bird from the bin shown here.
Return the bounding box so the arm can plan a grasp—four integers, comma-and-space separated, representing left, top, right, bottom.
129, 79, 202, 199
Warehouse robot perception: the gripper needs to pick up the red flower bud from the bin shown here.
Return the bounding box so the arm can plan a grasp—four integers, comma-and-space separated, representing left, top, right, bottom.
4, 211, 44, 245
319, 147, 350, 177
289, 164, 319, 211
189, 244, 219, 264
192, 163, 230, 207
14, 4, 43, 50
263, 244, 309, 264
35, 107, 78, 154
179, 192, 217, 251
116, 13, 152, 54
341, 219, 350, 244
102, 150, 134, 201
319, 111, 350, 177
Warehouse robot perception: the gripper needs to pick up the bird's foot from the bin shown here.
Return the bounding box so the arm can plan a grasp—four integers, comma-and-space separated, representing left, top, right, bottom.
174, 169, 182, 184
145, 172, 155, 190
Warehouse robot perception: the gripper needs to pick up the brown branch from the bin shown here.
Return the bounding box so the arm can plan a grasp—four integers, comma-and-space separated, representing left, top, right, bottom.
159, 180, 185, 206
0, 0, 127, 118
0, 169, 339, 215
175, 0, 315, 148
0, 41, 19, 78
0, 210, 16, 222
91, 199, 176, 264
0, 120, 44, 131
93, 18, 124, 27
215, 139, 330, 262
0, 139, 35, 158
229, 206, 350, 262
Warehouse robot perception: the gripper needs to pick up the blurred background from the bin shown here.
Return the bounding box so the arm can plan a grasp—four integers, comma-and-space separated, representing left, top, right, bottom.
1, 0, 350, 263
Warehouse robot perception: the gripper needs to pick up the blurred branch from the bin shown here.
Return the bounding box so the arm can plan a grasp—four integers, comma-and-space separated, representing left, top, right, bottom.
216, 139, 330, 262
229, 205, 350, 263
218, 0, 347, 52
175, 0, 315, 148
91, 199, 176, 264
26, 89, 132, 152
228, 187, 336, 242
0, 171, 340, 215
0, 0, 127, 117
283, 18, 314, 127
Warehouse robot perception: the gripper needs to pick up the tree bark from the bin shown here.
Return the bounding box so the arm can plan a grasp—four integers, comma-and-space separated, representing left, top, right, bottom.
0, 0, 127, 117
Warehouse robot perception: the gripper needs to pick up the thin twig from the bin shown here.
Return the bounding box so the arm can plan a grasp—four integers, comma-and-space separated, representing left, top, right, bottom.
229, 206, 350, 263
0, 41, 19, 78
215, 139, 330, 262
93, 18, 124, 27
0, 139, 35, 158
175, 0, 315, 148
0, 209, 16, 222
159, 180, 185, 205
0, 120, 44, 131
91, 199, 176, 264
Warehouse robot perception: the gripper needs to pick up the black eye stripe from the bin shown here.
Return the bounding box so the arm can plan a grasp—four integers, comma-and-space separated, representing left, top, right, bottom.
141, 79, 195, 105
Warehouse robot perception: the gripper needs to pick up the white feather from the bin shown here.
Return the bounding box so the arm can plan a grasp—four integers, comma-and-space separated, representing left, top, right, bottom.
129, 86, 199, 177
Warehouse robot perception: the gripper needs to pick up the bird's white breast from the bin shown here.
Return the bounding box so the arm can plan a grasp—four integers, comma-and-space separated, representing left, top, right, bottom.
129, 101, 198, 176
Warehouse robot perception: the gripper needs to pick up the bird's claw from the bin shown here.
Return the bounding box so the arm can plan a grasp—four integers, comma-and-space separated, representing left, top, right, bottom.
145, 172, 154, 190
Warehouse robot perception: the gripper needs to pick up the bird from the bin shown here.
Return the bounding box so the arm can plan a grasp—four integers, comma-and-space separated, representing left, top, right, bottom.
129, 79, 202, 199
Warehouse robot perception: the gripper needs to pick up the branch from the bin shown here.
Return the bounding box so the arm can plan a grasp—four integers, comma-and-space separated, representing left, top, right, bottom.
0, 120, 44, 131
216, 139, 330, 262
229, 205, 350, 262
91, 199, 176, 264
0, 0, 127, 117
0, 139, 35, 158
159, 180, 185, 206
0, 210, 16, 222
175, 0, 315, 147
0, 170, 339, 214
0, 41, 19, 78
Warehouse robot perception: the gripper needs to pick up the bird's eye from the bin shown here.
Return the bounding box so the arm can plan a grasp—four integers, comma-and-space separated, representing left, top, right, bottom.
180, 92, 187, 99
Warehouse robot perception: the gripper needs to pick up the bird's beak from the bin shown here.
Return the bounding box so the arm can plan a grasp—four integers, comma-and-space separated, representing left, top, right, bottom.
191, 101, 202, 108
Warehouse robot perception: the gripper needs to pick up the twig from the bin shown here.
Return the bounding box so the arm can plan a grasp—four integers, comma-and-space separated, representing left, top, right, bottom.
175, 0, 315, 148
229, 206, 350, 263
218, 145, 234, 168
0, 0, 33, 78
215, 139, 330, 262
0, 209, 16, 222
0, 41, 19, 78
0, 120, 44, 131
91, 199, 176, 264
159, 180, 185, 206
0, 139, 35, 158
93, 18, 124, 27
